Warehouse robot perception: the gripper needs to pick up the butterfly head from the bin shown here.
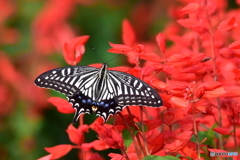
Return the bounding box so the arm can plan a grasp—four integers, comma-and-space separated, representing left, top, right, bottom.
102, 63, 108, 69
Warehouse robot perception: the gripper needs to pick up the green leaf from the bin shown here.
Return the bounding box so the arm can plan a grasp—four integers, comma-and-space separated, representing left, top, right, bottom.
122, 129, 132, 148
122, 129, 138, 148
135, 122, 148, 132
143, 155, 180, 160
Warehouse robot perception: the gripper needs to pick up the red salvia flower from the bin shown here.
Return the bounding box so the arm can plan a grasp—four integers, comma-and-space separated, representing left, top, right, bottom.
156, 33, 166, 53
180, 3, 199, 14
92, 124, 124, 149
66, 124, 88, 145
63, 35, 90, 66
164, 131, 193, 152
48, 97, 75, 114
218, 17, 238, 31
44, 144, 73, 160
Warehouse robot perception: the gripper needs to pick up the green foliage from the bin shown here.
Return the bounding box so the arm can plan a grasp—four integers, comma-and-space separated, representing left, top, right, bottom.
143, 155, 180, 160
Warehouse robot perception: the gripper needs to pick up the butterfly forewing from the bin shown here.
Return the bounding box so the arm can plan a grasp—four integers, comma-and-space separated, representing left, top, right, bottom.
108, 70, 162, 107
34, 66, 98, 96
34, 63, 162, 123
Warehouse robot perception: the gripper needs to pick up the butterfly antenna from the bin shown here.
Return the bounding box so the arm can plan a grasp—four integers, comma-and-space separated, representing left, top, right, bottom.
91, 46, 104, 63
106, 54, 122, 64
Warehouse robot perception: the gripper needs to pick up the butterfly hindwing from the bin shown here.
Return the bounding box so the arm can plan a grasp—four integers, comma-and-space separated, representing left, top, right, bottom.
68, 92, 123, 123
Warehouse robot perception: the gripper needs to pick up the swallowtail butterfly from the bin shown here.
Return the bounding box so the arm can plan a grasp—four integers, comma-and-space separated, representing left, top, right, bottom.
35, 63, 162, 123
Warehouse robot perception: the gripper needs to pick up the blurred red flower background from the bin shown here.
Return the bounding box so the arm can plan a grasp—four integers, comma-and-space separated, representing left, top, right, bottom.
0, 0, 240, 160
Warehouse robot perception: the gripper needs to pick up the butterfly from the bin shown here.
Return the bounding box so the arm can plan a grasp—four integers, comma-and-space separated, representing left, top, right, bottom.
34, 63, 162, 123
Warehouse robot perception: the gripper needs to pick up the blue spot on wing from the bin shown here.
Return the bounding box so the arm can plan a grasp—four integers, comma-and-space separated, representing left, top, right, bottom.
68, 92, 124, 123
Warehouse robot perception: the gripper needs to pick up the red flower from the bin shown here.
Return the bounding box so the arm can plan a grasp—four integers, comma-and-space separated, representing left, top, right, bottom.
108, 19, 147, 65
66, 124, 88, 145
163, 111, 175, 125
218, 17, 238, 31
156, 33, 166, 53
177, 19, 209, 35
107, 42, 133, 54
84, 151, 105, 160
180, 3, 199, 14
165, 131, 193, 152
92, 124, 124, 149
48, 97, 75, 114
44, 144, 73, 160
122, 19, 136, 47
81, 140, 109, 151
63, 35, 90, 66
213, 127, 232, 135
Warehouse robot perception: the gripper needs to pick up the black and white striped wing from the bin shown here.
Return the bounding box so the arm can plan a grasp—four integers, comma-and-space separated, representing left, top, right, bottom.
34, 64, 163, 123
34, 66, 99, 97
34, 66, 103, 123
108, 70, 162, 107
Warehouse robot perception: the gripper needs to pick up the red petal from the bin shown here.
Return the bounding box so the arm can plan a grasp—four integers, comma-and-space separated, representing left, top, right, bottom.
150, 79, 168, 90
202, 81, 222, 91
165, 131, 192, 152
144, 119, 163, 131
66, 124, 86, 145
48, 97, 75, 114
82, 140, 109, 151
108, 42, 132, 49
181, 146, 198, 159
204, 87, 226, 98
194, 86, 205, 99
156, 33, 166, 53
176, 119, 193, 131
88, 63, 102, 68
223, 86, 240, 97
233, 69, 240, 79
176, 131, 192, 139
219, 47, 235, 58
218, 17, 238, 31
163, 111, 175, 124
37, 154, 52, 160
147, 133, 164, 153
162, 65, 175, 75
92, 140, 109, 151
141, 66, 155, 77
169, 97, 187, 109
122, 19, 136, 46
208, 148, 228, 153
172, 72, 196, 81
135, 44, 145, 54
229, 40, 240, 50
167, 54, 190, 67
108, 42, 132, 54
85, 151, 105, 160
63, 35, 89, 66
108, 153, 124, 160
213, 127, 232, 135
177, 19, 208, 34
139, 52, 163, 63
111, 129, 124, 149
180, 3, 199, 14
45, 144, 73, 159
109, 66, 130, 73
